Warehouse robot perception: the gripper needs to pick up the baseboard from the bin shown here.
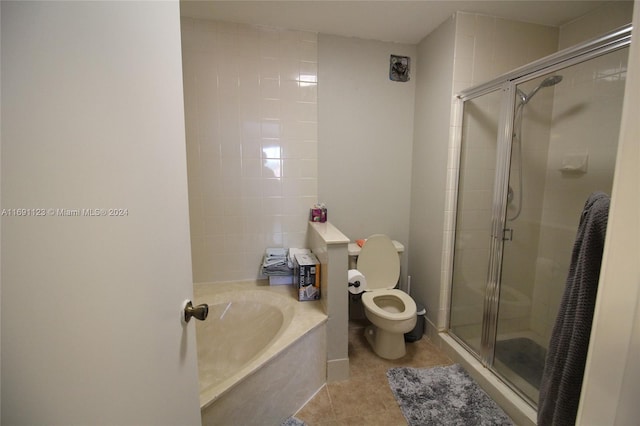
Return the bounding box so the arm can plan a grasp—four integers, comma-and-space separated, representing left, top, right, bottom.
327, 358, 349, 382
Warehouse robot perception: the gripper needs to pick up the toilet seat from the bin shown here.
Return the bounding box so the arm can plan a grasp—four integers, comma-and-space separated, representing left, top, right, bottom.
355, 234, 418, 360
358, 235, 416, 322
362, 290, 416, 321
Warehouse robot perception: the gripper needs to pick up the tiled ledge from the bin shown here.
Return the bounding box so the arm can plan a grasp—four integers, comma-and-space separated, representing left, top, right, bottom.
308, 221, 350, 245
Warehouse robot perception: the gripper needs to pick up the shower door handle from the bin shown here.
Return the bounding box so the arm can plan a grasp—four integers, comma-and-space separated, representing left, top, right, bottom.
183, 300, 209, 323
503, 228, 514, 241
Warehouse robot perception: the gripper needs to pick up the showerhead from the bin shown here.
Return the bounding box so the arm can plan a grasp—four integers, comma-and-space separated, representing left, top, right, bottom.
518, 75, 563, 105
540, 75, 563, 87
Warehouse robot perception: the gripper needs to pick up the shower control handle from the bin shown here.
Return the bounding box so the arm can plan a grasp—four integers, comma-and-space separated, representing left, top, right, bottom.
183, 301, 209, 323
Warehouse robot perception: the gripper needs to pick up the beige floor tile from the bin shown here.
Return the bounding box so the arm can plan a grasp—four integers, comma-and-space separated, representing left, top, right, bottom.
327, 376, 390, 420
297, 320, 454, 426
360, 408, 408, 426
315, 421, 340, 426
333, 415, 368, 426
297, 385, 335, 425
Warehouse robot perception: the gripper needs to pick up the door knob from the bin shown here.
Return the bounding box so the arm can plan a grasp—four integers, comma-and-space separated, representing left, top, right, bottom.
183, 300, 208, 323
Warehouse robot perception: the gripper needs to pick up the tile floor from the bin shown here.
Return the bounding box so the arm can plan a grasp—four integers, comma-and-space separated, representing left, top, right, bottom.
295, 320, 453, 425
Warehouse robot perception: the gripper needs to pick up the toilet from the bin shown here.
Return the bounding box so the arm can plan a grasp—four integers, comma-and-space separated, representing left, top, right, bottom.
358, 234, 417, 359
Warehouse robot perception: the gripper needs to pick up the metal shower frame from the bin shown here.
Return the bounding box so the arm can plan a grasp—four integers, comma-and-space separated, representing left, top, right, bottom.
446, 23, 632, 405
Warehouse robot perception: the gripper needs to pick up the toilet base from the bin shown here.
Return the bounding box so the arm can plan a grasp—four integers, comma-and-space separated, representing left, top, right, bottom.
364, 325, 407, 360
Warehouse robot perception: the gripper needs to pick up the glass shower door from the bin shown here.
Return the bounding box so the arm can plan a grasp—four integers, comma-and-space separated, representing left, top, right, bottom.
448, 24, 631, 411
494, 48, 629, 403
449, 88, 504, 357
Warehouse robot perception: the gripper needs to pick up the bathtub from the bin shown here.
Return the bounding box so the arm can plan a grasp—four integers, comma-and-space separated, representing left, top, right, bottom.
194, 280, 327, 426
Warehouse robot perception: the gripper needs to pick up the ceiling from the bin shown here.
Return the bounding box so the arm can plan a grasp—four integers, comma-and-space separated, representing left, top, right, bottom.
179, 0, 623, 44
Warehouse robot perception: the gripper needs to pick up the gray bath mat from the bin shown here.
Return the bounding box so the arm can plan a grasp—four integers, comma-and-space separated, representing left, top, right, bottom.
387, 364, 513, 426
280, 416, 306, 426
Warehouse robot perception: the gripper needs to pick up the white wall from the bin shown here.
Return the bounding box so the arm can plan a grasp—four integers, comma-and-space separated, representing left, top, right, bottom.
181, 19, 318, 283
408, 15, 456, 325
318, 34, 416, 287
1, 2, 201, 424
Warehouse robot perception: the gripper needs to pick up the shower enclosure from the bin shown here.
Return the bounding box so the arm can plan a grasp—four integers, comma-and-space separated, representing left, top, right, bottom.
447, 25, 631, 406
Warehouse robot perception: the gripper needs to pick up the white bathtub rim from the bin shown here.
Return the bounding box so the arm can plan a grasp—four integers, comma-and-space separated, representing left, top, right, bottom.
194, 281, 327, 410
198, 290, 294, 402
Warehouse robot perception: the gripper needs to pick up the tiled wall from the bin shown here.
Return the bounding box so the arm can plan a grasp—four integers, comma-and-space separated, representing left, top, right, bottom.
410, 12, 558, 329
529, 3, 633, 341
181, 19, 318, 283
408, 15, 456, 329
557, 1, 634, 50
447, 14, 559, 337
444, 4, 632, 341
529, 51, 628, 340
449, 89, 509, 342
449, 13, 559, 333
450, 13, 558, 93
497, 76, 556, 336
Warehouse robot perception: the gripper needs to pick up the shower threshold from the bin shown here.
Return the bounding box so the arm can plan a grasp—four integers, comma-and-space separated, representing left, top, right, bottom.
437, 332, 538, 426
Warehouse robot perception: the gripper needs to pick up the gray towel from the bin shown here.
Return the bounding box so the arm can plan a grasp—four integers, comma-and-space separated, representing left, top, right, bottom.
538, 192, 610, 426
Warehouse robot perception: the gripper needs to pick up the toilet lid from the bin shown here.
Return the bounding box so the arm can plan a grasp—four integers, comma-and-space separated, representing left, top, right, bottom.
357, 234, 400, 290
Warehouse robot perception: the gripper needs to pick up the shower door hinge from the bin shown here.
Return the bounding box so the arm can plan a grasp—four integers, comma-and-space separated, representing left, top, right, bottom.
503, 228, 513, 241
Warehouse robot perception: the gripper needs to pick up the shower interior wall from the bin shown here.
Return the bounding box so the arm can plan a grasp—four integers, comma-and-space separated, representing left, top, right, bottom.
410, 2, 633, 334
410, 12, 559, 330
498, 45, 629, 344
498, 80, 554, 338
527, 4, 633, 343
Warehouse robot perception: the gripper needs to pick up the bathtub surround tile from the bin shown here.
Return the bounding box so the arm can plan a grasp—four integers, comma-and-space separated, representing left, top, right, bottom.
295, 320, 453, 425
182, 18, 318, 283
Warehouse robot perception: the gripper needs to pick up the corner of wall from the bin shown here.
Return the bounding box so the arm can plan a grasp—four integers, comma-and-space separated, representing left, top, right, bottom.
558, 1, 634, 49
408, 14, 456, 326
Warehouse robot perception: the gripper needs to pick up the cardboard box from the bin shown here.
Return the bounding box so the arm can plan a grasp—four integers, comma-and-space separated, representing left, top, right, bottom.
293, 252, 321, 301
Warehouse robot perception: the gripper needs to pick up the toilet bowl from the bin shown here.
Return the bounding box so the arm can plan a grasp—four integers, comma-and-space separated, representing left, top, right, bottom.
358, 234, 417, 359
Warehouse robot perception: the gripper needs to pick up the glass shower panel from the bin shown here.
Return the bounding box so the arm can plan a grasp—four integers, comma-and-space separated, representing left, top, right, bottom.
449, 89, 503, 356
494, 47, 629, 404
